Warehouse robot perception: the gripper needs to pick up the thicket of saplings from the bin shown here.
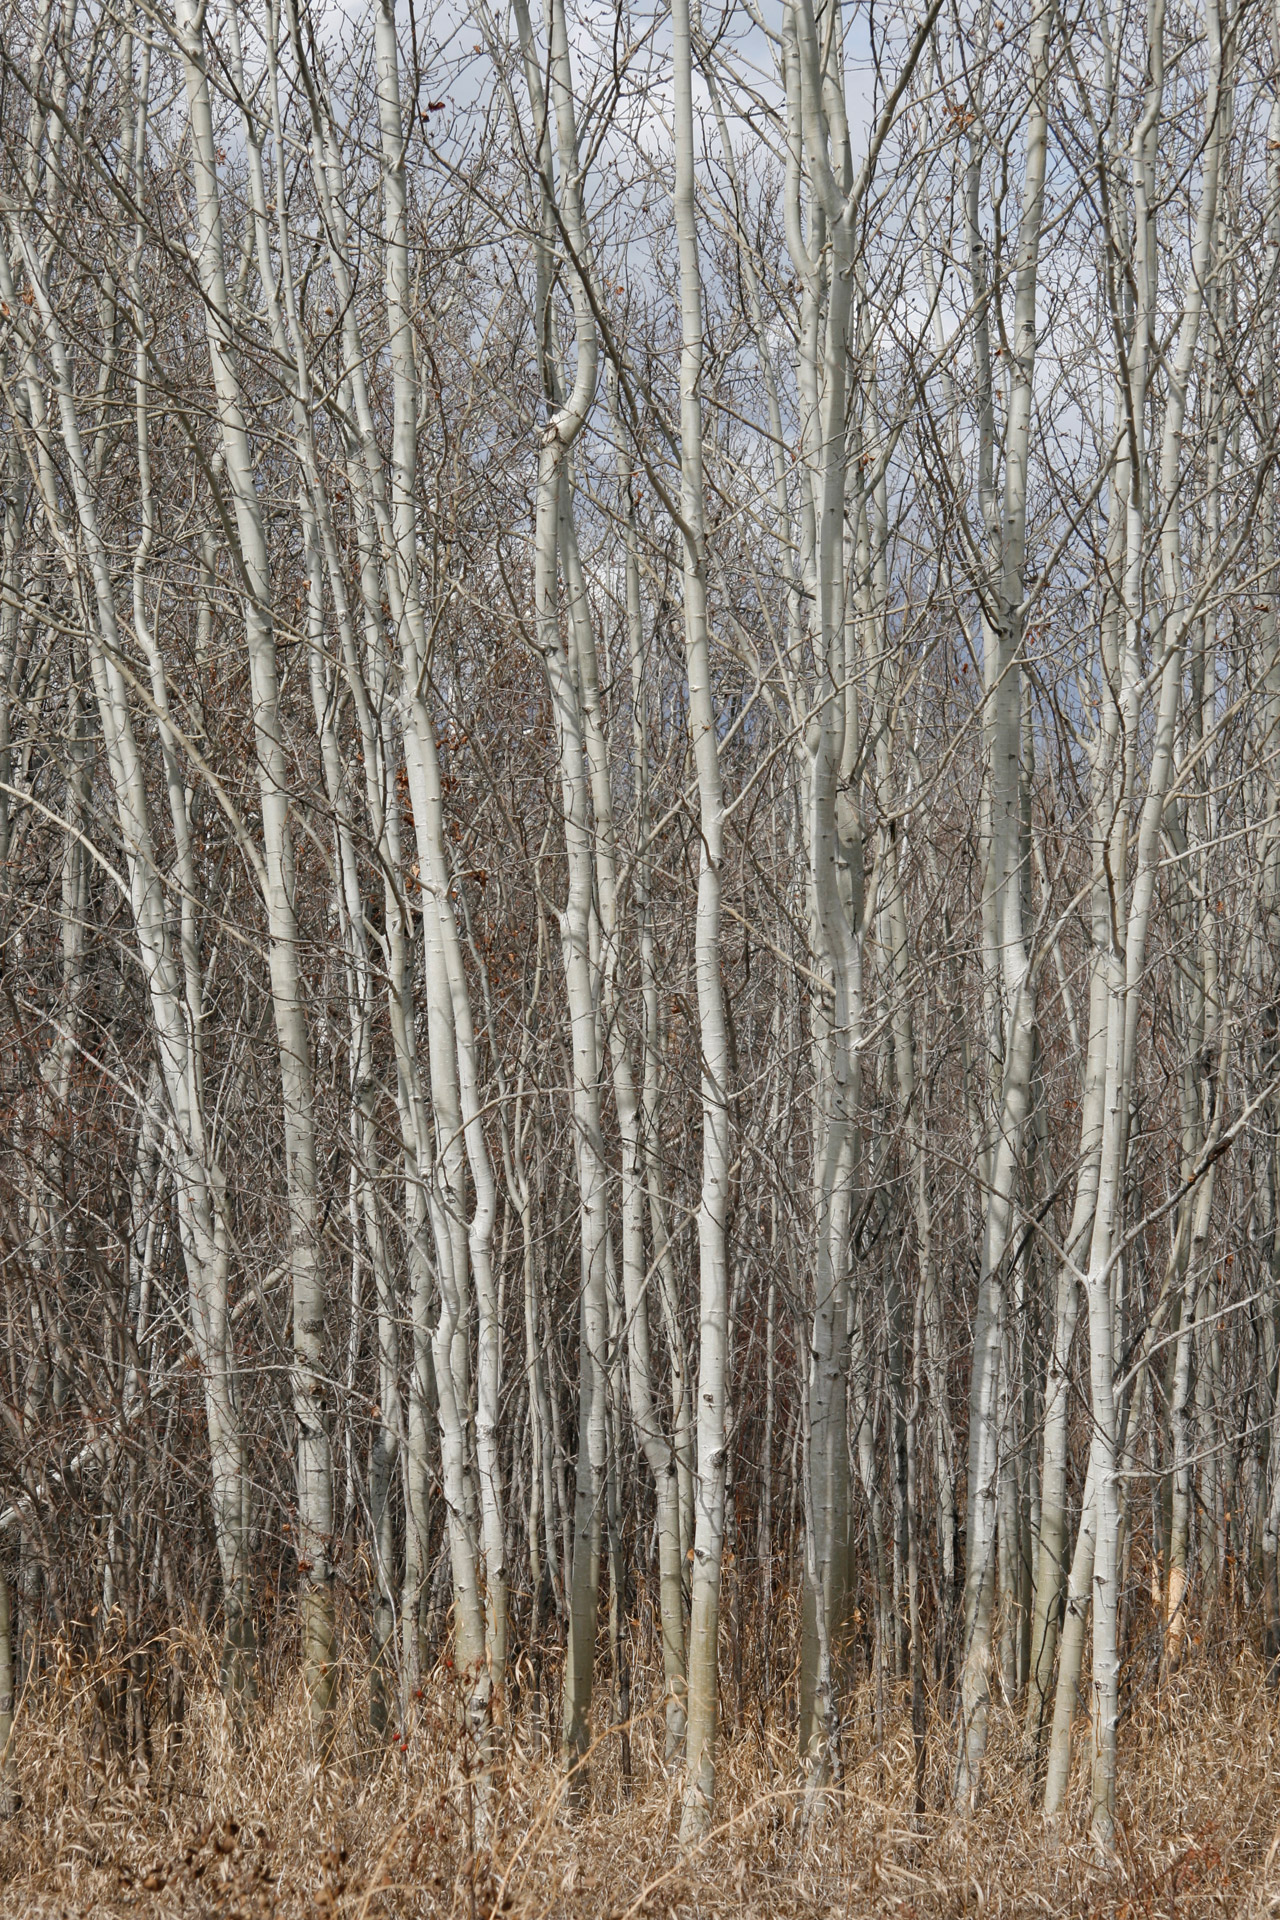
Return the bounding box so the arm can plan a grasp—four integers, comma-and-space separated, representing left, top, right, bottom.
3, 0, 1280, 1905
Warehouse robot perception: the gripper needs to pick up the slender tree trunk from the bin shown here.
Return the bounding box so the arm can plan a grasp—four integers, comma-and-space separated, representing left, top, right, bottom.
673, 0, 732, 1837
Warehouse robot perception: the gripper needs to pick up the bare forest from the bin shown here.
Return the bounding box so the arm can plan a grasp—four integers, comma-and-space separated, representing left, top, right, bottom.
1, 0, 1280, 1909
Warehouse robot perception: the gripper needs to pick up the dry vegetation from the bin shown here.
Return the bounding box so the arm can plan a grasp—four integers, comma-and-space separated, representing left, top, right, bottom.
4, 1610, 1280, 1920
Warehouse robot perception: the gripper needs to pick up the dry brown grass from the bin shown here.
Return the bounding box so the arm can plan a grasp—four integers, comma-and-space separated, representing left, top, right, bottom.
3, 1624, 1280, 1920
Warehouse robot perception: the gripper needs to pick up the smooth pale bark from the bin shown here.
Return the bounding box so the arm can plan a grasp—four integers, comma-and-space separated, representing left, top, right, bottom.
559, 381, 691, 1770
174, 0, 334, 1730
1041, 0, 1222, 1833
674, 0, 732, 1840
1127, 0, 1223, 1700
503, 1032, 562, 1736
956, 0, 1051, 1806
1164, 1162, 1222, 1672
788, 3, 860, 1782
1082, 966, 1126, 1854
504, 0, 609, 1779
614, 391, 688, 1764
1043, 1457, 1098, 1821
2, 219, 253, 1711
225, 3, 399, 1723
1024, 1254, 1085, 1757
781, 0, 941, 1794
850, 1289, 891, 1718
370, 0, 505, 1710
1167, 0, 1230, 1653
289, 0, 498, 1704
1024, 436, 1126, 1759
287, 57, 469, 1687
882, 771, 955, 1666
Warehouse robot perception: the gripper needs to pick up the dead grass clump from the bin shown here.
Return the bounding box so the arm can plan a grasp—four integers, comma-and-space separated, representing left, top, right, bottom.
2, 1625, 1279, 1919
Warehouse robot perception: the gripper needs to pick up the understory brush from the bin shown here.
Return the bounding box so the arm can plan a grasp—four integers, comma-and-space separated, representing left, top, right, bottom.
2, 1615, 1279, 1918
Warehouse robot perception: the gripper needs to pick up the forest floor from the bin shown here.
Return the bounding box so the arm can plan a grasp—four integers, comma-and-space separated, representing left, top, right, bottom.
1, 1629, 1278, 1919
